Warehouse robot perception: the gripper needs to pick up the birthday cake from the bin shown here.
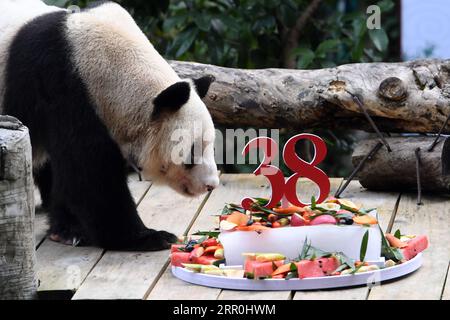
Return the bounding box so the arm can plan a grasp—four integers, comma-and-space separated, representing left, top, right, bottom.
170, 197, 428, 281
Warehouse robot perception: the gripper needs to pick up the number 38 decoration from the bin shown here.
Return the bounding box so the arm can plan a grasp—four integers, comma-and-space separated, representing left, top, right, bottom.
241, 134, 330, 210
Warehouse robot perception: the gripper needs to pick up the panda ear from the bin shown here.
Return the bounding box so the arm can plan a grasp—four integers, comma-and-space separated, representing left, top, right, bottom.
152, 82, 190, 120
193, 75, 215, 98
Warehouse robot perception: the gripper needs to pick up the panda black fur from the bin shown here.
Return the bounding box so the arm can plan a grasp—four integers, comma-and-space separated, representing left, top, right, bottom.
0, 1, 219, 251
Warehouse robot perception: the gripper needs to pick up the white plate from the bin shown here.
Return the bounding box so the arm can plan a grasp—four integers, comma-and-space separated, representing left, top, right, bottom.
171, 253, 422, 291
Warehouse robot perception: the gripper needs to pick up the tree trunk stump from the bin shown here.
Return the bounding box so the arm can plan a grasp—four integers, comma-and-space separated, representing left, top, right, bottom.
0, 115, 37, 299
352, 136, 450, 192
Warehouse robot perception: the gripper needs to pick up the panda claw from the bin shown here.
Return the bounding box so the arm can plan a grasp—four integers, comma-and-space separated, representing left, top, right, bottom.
49, 233, 86, 247
72, 237, 81, 247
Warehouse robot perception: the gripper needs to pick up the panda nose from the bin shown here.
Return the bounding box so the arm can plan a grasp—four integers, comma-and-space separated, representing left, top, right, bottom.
206, 185, 216, 192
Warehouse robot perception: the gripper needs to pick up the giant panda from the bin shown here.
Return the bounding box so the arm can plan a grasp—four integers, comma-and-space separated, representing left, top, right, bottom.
0, 0, 219, 251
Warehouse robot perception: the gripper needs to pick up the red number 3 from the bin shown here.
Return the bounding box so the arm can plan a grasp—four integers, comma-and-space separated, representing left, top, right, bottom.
241, 133, 330, 210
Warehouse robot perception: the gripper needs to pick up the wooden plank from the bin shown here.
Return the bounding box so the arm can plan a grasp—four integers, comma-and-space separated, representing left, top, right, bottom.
294, 180, 400, 300
293, 287, 368, 300
127, 173, 152, 204
148, 174, 262, 300
368, 193, 450, 300
146, 264, 221, 300
36, 241, 104, 292
36, 175, 151, 292
72, 184, 208, 300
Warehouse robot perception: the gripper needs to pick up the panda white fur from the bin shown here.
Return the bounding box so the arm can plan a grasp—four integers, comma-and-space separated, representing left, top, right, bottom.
0, 0, 219, 250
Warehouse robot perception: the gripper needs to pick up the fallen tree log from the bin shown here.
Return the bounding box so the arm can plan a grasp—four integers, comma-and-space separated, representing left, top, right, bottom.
0, 116, 37, 299
170, 59, 450, 133
352, 137, 450, 192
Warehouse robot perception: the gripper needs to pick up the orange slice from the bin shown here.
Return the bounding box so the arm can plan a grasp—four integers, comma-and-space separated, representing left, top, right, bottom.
272, 263, 295, 276
227, 211, 249, 226
353, 215, 378, 225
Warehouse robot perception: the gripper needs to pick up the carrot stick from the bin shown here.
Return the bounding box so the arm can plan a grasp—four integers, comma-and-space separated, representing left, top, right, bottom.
273, 206, 304, 214
236, 225, 270, 232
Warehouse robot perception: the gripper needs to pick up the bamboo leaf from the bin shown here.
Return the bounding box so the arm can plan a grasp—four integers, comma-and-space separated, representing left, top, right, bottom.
379, 225, 403, 262
285, 271, 298, 280
298, 239, 311, 260
250, 203, 278, 215
193, 231, 220, 238
298, 238, 332, 260
311, 196, 317, 209
360, 230, 369, 262
350, 263, 365, 274
213, 259, 225, 267
335, 251, 355, 270
289, 262, 298, 272
333, 263, 349, 273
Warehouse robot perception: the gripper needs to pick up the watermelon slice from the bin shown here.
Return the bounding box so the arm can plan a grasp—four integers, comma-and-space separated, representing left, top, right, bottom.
297, 257, 340, 278
244, 260, 284, 279
297, 260, 324, 278
401, 235, 429, 260
192, 255, 219, 265
171, 252, 191, 267
170, 244, 186, 253
316, 257, 340, 275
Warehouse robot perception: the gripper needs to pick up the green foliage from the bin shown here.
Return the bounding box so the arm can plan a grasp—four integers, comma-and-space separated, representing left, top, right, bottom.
48, 0, 397, 68
158, 0, 397, 68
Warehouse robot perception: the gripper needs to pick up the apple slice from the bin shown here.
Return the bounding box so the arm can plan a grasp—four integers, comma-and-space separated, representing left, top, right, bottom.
291, 213, 308, 226
226, 211, 249, 226
220, 220, 238, 231
338, 199, 361, 212
316, 203, 341, 211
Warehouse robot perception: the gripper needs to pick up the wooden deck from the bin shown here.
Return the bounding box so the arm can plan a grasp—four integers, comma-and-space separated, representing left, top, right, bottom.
34, 174, 450, 300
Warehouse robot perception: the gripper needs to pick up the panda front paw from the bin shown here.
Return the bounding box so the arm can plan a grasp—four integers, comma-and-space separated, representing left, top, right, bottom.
48, 220, 92, 247
126, 229, 178, 251
157, 230, 179, 244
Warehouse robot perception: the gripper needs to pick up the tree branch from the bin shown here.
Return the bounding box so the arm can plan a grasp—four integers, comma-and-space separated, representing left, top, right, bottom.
281, 0, 322, 68
170, 58, 450, 133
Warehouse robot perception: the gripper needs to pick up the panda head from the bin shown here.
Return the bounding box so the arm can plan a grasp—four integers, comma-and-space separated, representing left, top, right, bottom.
138, 75, 219, 196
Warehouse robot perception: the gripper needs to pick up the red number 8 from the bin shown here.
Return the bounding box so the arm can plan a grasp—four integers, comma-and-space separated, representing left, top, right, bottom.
283, 134, 330, 206
241, 134, 330, 210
